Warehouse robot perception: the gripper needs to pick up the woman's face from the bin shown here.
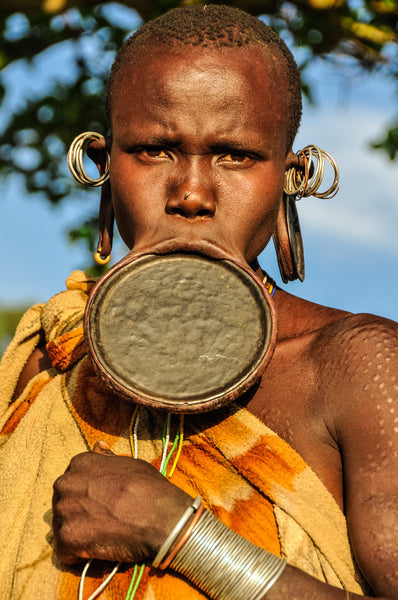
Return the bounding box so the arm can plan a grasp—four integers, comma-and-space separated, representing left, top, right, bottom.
109, 45, 295, 265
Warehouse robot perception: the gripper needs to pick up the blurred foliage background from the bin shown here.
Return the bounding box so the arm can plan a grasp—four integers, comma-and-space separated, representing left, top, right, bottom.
0, 307, 25, 355
0, 0, 397, 351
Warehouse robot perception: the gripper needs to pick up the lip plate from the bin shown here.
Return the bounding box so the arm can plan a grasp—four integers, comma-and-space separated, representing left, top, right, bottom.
84, 249, 277, 413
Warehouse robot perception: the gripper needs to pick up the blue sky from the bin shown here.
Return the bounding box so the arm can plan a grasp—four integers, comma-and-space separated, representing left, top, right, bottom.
1, 16, 397, 323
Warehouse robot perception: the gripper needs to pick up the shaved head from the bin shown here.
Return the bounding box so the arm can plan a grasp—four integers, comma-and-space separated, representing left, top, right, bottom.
106, 4, 302, 149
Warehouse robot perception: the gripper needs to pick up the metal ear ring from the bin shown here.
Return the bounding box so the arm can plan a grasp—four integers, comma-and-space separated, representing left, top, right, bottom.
284, 145, 339, 200
273, 194, 305, 283
275, 145, 339, 283
67, 131, 110, 187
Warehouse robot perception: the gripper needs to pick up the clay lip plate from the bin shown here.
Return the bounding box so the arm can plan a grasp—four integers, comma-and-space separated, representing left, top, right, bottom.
84, 252, 277, 413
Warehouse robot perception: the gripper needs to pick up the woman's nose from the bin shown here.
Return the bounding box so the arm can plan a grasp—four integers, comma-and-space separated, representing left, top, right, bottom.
165, 179, 216, 219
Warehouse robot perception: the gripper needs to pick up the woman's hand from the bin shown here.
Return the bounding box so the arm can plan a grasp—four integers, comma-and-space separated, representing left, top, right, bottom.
52, 441, 192, 565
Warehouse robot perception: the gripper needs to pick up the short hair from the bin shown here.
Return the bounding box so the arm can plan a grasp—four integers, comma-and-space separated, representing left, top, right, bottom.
106, 4, 302, 149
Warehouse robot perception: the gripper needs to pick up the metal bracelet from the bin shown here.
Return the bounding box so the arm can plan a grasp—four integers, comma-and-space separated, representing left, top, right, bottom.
152, 496, 202, 568
170, 510, 286, 600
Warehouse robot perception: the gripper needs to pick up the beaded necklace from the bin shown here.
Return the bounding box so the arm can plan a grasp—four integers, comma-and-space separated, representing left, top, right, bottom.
262, 272, 277, 298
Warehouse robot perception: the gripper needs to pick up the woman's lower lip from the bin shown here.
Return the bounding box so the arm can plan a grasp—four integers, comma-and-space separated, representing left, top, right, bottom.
143, 238, 231, 260
129, 233, 245, 263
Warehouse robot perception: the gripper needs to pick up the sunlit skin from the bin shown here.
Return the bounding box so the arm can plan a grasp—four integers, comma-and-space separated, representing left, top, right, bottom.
108, 47, 294, 264
18, 46, 398, 599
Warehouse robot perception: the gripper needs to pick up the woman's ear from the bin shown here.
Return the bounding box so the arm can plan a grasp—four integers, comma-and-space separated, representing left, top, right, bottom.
87, 136, 109, 177
83, 136, 114, 265
285, 149, 305, 170
96, 179, 114, 264
106, 134, 112, 155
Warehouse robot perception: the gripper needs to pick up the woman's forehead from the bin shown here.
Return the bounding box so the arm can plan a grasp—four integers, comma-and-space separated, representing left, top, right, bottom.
111, 46, 290, 130
118, 44, 285, 84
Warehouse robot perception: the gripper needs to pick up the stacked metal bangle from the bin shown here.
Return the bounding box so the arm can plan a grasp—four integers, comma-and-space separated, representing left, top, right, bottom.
152, 496, 202, 568
170, 510, 286, 599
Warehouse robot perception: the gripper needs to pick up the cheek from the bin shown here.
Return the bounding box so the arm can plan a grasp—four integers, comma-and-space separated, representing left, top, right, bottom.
112, 201, 135, 249
244, 209, 279, 262
110, 181, 135, 247
239, 165, 283, 220
239, 173, 284, 260
109, 160, 157, 248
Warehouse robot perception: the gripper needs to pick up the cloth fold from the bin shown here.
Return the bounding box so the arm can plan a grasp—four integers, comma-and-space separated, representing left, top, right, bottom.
0, 271, 366, 599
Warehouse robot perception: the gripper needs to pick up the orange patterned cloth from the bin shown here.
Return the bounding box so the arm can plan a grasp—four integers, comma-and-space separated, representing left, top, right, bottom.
0, 272, 366, 599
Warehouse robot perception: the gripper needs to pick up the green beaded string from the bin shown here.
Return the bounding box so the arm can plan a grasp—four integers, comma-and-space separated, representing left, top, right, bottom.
125, 563, 146, 600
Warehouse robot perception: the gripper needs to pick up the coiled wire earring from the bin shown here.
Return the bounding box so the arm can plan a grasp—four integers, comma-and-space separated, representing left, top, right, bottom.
284, 145, 339, 200
67, 131, 110, 187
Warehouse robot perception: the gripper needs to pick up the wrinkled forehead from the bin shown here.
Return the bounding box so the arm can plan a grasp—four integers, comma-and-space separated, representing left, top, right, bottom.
110, 44, 290, 130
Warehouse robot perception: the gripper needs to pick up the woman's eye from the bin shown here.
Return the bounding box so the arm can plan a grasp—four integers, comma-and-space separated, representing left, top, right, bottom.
219, 153, 253, 164
142, 148, 170, 159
